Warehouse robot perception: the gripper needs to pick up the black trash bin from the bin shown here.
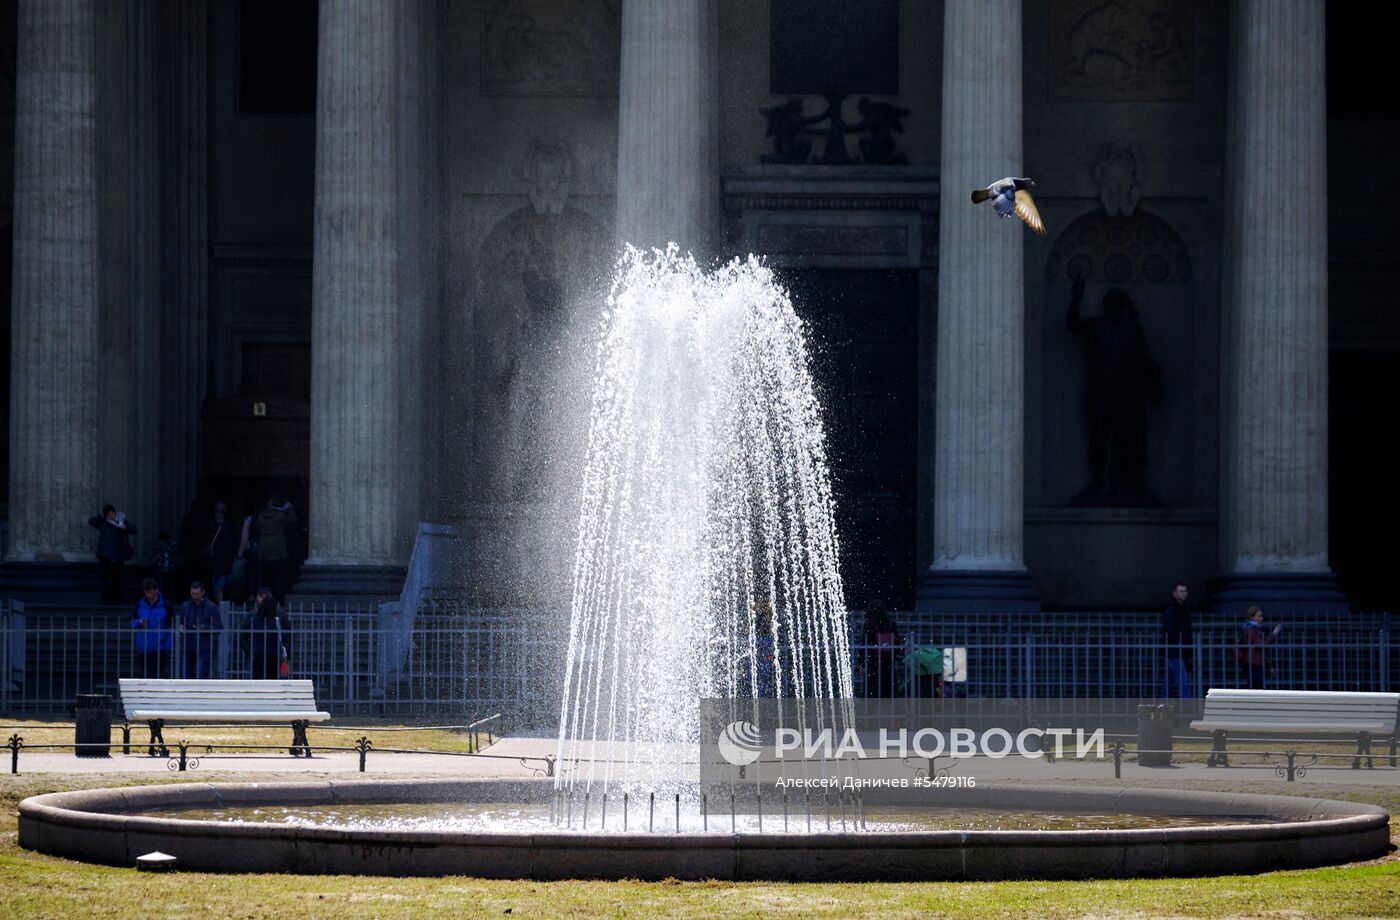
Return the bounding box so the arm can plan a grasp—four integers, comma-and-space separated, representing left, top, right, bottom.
74, 694, 112, 758
1137, 703, 1173, 767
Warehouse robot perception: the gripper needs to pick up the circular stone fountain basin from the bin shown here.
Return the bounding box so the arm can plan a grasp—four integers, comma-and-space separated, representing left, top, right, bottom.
18, 779, 1389, 881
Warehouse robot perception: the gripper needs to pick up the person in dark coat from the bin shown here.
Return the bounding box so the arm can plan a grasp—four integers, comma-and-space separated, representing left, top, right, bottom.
241, 587, 292, 680
178, 581, 224, 679
1234, 606, 1282, 689
89, 504, 137, 603
254, 495, 299, 599
175, 499, 205, 594
205, 502, 240, 601
1161, 581, 1193, 698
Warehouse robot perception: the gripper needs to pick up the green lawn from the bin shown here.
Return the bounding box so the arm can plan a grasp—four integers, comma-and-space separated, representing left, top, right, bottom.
2, 773, 1398, 919
0, 718, 494, 755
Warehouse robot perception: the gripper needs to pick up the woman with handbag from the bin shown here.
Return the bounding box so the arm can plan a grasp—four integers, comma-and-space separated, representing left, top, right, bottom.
242, 587, 292, 680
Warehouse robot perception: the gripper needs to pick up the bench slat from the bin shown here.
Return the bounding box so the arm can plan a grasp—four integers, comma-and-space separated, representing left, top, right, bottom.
1190, 720, 1394, 733
128, 710, 331, 722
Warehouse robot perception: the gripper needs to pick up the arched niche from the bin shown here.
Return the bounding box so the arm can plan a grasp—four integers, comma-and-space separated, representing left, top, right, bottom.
470, 204, 610, 505
1035, 207, 1197, 509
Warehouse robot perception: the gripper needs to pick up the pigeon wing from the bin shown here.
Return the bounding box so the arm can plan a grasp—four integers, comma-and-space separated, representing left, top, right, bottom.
992, 190, 1016, 218
1014, 189, 1046, 235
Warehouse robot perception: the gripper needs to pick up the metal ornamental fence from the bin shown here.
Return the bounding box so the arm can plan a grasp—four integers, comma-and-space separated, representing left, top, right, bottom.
0, 598, 1393, 716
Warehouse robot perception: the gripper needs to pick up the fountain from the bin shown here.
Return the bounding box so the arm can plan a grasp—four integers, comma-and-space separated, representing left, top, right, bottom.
15, 248, 1392, 879
555, 245, 854, 803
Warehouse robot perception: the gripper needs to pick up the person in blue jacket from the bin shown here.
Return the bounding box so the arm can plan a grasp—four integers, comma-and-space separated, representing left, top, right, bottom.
130, 577, 173, 678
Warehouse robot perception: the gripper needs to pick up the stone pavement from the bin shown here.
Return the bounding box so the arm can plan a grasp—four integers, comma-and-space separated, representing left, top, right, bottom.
6, 735, 1399, 795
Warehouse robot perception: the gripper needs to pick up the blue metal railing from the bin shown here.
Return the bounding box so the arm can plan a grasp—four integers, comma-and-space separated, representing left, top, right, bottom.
0, 600, 1393, 715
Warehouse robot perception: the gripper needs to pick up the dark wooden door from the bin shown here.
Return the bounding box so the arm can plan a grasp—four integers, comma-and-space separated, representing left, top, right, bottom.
778, 268, 920, 611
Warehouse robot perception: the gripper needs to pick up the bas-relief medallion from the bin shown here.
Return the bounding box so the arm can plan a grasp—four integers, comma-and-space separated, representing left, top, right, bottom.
1049, 0, 1191, 101
1045, 209, 1191, 286
482, 0, 620, 97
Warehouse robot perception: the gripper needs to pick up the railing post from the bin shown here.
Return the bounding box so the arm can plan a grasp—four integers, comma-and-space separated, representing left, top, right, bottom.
8, 733, 21, 774
1111, 740, 1124, 779
1193, 632, 1203, 699
1024, 631, 1035, 699
177, 740, 189, 772
356, 736, 371, 772
1, 602, 8, 713
1380, 613, 1390, 692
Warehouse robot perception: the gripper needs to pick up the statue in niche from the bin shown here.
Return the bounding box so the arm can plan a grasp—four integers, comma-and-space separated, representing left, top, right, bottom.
1064, 272, 1163, 506
474, 142, 608, 505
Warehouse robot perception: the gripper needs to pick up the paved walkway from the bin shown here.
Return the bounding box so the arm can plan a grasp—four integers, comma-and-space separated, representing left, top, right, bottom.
7, 735, 1399, 793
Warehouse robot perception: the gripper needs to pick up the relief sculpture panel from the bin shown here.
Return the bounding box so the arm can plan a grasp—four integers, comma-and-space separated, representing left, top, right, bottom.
482, 0, 620, 97
1049, 0, 1191, 100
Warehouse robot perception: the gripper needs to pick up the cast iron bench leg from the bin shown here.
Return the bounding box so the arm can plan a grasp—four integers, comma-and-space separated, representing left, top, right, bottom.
1206, 730, 1228, 767
1354, 731, 1373, 770
147, 719, 168, 759
290, 720, 311, 758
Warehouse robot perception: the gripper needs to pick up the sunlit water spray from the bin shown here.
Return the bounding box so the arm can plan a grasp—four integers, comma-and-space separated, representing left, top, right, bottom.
556, 245, 855, 802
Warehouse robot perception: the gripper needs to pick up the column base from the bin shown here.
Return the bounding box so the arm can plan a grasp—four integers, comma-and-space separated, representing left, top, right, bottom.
286, 564, 407, 608
915, 570, 1040, 612
1205, 571, 1348, 614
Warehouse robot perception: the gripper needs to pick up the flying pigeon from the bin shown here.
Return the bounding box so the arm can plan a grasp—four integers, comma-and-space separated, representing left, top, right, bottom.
970, 177, 1046, 236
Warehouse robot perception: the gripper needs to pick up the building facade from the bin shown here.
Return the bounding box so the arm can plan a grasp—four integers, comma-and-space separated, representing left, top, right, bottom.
1, 0, 1396, 612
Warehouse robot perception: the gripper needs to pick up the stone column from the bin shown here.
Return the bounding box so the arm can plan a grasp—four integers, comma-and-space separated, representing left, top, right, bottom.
917, 0, 1037, 610
158, 0, 209, 538
5, 0, 101, 562
306, 0, 404, 575
616, 0, 719, 256
1215, 0, 1343, 611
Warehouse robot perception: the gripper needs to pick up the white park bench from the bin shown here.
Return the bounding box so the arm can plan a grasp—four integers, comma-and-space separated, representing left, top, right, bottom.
1189, 689, 1400, 769
118, 678, 330, 758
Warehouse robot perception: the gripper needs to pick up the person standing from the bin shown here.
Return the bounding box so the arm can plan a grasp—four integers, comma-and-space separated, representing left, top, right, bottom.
175, 499, 205, 593
1162, 581, 1194, 698
254, 495, 299, 599
89, 504, 137, 603
150, 530, 177, 596
1234, 606, 1282, 690
131, 577, 173, 679
242, 587, 292, 680
178, 581, 224, 679
205, 502, 239, 601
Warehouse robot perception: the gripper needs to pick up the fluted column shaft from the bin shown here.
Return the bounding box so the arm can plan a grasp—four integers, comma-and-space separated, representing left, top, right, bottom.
158, 0, 209, 538
7, 0, 100, 561
930, 0, 1026, 574
1222, 0, 1328, 574
616, 0, 719, 256
308, 0, 402, 566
